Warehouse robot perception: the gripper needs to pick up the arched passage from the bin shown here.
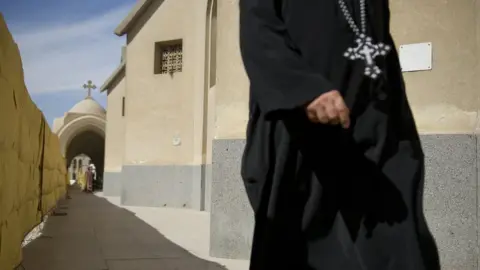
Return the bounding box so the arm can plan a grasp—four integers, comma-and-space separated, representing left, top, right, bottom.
66, 130, 105, 178
57, 115, 106, 185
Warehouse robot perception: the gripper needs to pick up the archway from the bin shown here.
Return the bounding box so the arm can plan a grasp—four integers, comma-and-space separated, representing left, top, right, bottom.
57, 115, 106, 189
65, 130, 105, 179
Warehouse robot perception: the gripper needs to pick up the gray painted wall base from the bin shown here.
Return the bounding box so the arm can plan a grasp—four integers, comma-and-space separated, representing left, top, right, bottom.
119, 164, 209, 211
210, 140, 253, 260
103, 171, 122, 196
204, 164, 213, 212
210, 134, 479, 270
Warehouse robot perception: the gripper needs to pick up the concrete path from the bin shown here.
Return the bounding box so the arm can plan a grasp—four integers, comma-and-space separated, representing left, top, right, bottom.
22, 188, 249, 270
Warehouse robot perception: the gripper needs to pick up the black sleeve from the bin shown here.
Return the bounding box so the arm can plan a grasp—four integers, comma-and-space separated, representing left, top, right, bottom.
239, 0, 334, 116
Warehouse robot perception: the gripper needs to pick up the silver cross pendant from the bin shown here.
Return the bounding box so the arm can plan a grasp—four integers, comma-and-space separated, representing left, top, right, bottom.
343, 34, 391, 79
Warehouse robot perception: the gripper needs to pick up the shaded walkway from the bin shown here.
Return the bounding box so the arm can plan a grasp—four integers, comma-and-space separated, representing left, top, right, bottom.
21, 188, 238, 270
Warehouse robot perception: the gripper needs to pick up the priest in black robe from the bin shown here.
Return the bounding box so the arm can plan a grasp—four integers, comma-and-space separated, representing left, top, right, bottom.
239, 0, 441, 269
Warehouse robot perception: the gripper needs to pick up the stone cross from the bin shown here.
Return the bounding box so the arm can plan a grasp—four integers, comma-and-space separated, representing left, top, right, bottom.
83, 80, 96, 97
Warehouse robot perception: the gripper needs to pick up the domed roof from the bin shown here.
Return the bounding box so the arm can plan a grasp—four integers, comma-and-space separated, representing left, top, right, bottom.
68, 97, 106, 116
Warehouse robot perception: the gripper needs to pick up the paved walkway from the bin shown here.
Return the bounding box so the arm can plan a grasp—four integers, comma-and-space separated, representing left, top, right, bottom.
22, 188, 248, 270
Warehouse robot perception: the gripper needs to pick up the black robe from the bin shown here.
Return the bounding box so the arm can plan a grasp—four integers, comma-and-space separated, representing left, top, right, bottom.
239, 0, 441, 269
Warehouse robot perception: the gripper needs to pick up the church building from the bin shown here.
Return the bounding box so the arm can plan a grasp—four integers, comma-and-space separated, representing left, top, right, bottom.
100, 0, 217, 212
100, 0, 480, 269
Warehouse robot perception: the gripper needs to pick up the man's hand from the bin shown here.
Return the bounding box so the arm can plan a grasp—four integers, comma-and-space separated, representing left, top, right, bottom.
305, 90, 350, 129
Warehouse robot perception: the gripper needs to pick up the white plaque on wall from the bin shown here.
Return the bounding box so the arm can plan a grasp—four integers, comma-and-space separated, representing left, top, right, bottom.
399, 42, 432, 72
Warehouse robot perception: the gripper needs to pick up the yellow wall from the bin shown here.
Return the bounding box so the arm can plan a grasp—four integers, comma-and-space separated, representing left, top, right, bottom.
214, 0, 480, 139
123, 0, 209, 166
0, 14, 67, 269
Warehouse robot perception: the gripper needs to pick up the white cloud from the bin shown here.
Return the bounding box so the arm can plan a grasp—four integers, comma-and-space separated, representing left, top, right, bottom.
9, 4, 132, 94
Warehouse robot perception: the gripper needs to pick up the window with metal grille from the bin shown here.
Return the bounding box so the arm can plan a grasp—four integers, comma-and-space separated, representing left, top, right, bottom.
154, 40, 183, 74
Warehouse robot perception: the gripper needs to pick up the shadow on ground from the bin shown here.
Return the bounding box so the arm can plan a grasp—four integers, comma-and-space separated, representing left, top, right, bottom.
21, 188, 228, 270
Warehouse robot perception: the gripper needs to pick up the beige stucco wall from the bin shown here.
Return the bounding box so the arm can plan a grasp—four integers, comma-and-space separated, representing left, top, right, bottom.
214, 0, 480, 140
52, 117, 65, 133
104, 76, 126, 172
123, 0, 209, 166
204, 0, 217, 165
390, 0, 480, 134
214, 0, 249, 140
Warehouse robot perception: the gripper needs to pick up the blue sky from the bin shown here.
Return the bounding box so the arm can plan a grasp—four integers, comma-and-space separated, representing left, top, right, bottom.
1, 0, 136, 125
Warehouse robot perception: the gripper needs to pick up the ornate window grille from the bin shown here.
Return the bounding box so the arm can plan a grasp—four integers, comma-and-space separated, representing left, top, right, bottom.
155, 40, 183, 74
